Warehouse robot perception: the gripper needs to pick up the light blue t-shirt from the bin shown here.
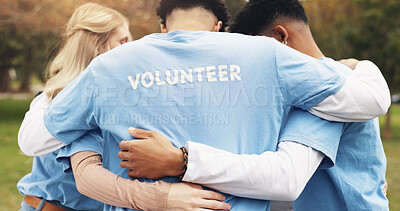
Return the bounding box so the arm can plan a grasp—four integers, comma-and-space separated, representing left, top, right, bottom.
292, 118, 388, 211
17, 129, 103, 210
282, 59, 389, 211
44, 31, 348, 211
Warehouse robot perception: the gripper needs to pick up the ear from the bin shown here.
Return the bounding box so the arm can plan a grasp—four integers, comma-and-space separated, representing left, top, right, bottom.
273, 25, 289, 43
212, 21, 223, 32
160, 24, 168, 33
97, 44, 108, 56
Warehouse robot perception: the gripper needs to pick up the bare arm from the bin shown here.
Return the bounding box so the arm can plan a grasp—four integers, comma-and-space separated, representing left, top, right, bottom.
71, 151, 231, 210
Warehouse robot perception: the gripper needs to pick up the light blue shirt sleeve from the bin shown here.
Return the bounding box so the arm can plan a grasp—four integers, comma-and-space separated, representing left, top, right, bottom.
275, 42, 347, 110
56, 129, 104, 173
44, 62, 98, 145
279, 109, 345, 168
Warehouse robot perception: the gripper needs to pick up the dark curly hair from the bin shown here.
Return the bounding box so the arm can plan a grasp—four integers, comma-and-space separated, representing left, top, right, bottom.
156, 0, 229, 32
229, 0, 308, 35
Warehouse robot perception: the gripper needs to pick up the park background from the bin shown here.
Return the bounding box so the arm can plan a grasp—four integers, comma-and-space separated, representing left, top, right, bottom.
0, 0, 399, 210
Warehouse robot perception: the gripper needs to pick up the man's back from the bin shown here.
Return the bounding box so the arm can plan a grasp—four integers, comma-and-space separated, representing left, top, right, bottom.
45, 30, 346, 210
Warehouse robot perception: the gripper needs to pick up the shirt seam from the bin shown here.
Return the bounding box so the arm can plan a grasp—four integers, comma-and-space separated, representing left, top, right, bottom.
274, 41, 289, 107
279, 135, 337, 164
301, 70, 346, 110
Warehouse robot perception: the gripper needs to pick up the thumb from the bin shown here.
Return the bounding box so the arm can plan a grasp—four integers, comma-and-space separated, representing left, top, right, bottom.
128, 127, 153, 139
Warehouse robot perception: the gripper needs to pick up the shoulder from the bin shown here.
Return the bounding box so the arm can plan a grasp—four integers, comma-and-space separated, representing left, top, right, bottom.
215, 32, 276, 45
30, 92, 49, 109
320, 58, 352, 75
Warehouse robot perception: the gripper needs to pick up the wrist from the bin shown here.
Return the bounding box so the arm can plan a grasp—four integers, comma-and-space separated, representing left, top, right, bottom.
178, 147, 188, 180
167, 147, 184, 177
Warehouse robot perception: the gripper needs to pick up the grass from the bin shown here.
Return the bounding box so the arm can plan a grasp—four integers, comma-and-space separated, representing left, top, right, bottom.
380, 105, 400, 210
0, 99, 399, 210
0, 99, 33, 210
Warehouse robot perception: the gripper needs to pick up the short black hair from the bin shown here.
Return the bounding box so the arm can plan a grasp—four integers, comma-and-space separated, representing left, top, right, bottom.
156, 0, 229, 32
230, 0, 308, 35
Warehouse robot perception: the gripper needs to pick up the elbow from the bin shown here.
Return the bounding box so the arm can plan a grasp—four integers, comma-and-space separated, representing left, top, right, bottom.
361, 86, 391, 120
75, 180, 87, 196
377, 103, 390, 117
74, 173, 91, 197
280, 166, 307, 201
18, 130, 46, 156
374, 92, 391, 118
18, 143, 32, 156
373, 69, 392, 117
282, 167, 308, 200
261, 171, 306, 201
284, 186, 303, 201
263, 178, 304, 201
382, 92, 392, 115
18, 130, 35, 156
280, 177, 305, 201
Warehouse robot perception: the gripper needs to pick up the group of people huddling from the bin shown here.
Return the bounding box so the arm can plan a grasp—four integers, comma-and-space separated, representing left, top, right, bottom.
16, 0, 390, 210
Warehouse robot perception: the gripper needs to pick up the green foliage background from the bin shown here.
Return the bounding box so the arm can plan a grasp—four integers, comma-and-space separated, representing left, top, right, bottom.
303, 0, 400, 92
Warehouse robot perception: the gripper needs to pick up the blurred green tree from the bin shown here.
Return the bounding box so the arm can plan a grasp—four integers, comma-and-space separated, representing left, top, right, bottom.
226, 0, 247, 20
0, 0, 247, 93
303, 0, 400, 139
0, 0, 162, 92
347, 0, 400, 139
0, 0, 68, 92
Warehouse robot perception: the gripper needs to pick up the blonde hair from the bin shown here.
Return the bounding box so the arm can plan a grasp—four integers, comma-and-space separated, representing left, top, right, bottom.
44, 3, 131, 101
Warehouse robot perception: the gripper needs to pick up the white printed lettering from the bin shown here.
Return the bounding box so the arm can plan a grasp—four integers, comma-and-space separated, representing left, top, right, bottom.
218, 65, 228, 82
230, 65, 242, 81
206, 66, 217, 82
181, 69, 194, 84
155, 71, 166, 86
128, 74, 140, 90
166, 70, 179, 85
141, 72, 154, 88
194, 67, 205, 83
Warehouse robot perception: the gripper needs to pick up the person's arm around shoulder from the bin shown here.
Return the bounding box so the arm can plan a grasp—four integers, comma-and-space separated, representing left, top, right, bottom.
71, 150, 231, 210
274, 42, 390, 121
309, 59, 391, 122
18, 93, 65, 156
182, 141, 323, 201
118, 128, 324, 201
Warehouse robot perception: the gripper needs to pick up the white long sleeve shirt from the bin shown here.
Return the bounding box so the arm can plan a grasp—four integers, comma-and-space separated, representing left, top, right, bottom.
183, 141, 324, 201
18, 93, 66, 156
309, 60, 391, 122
